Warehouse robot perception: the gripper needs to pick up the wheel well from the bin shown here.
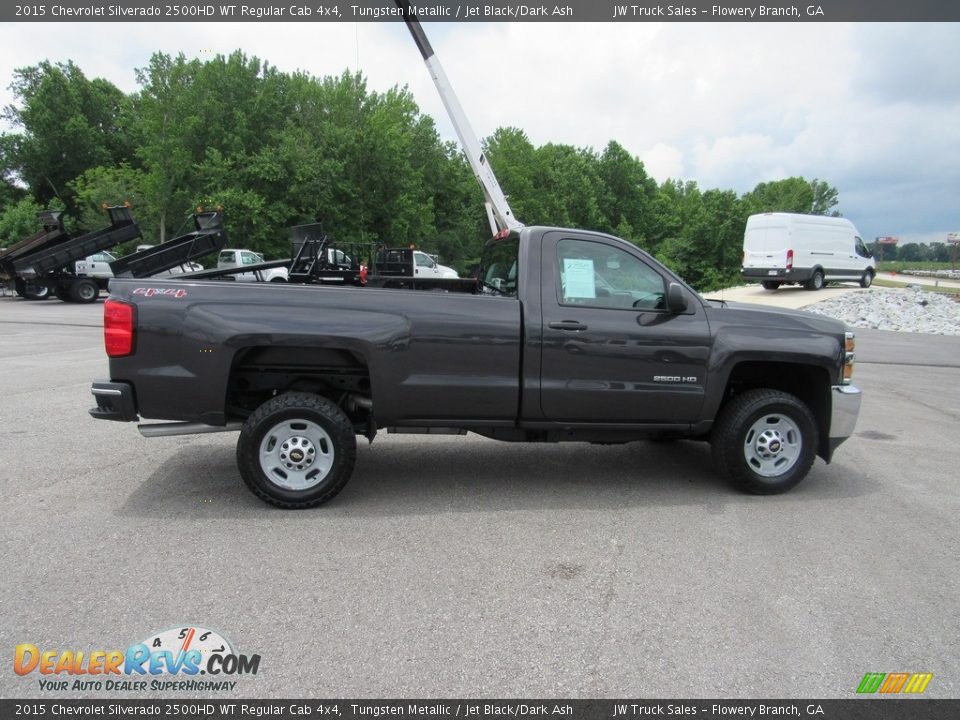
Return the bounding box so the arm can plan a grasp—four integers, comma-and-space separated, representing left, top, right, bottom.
720, 361, 831, 460
226, 345, 372, 427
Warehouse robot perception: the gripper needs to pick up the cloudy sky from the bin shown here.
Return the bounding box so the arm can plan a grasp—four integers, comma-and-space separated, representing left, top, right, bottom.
1, 19, 958, 245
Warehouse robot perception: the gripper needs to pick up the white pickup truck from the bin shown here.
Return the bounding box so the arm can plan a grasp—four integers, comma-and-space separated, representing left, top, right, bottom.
74, 251, 117, 282
217, 249, 289, 282
375, 248, 459, 279
412, 251, 458, 278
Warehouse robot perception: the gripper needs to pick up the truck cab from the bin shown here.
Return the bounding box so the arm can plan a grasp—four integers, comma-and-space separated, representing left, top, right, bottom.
413, 251, 458, 278
217, 249, 289, 283
75, 251, 117, 280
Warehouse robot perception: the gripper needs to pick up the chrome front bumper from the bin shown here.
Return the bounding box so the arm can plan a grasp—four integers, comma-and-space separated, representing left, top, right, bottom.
827, 384, 862, 458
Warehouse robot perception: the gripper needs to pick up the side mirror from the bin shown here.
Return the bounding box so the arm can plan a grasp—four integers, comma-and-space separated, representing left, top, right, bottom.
667, 282, 688, 313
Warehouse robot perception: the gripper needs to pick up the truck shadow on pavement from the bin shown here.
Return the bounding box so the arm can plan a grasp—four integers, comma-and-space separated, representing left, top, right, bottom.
117, 436, 878, 519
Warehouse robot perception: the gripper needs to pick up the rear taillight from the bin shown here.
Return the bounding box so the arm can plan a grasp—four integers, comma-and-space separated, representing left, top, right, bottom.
104, 299, 135, 357
786, 249, 794, 270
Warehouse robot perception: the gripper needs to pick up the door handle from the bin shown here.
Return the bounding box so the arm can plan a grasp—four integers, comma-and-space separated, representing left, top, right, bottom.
548, 320, 588, 331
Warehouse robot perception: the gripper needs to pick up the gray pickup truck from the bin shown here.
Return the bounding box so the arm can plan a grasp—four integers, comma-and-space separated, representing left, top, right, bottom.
90, 226, 862, 508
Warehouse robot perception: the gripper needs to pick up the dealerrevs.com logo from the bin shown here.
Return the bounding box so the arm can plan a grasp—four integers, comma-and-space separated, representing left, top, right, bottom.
14, 625, 261, 692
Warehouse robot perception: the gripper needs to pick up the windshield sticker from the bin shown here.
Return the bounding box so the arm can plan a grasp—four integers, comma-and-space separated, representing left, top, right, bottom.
563, 258, 596, 299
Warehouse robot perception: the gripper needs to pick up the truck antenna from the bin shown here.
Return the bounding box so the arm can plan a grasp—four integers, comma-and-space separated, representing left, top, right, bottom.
395, 0, 523, 236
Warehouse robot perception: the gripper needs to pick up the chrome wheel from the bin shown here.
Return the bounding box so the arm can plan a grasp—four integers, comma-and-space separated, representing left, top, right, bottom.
743, 413, 802, 478
258, 419, 334, 490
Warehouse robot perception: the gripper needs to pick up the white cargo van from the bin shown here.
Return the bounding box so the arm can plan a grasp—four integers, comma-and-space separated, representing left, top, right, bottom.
741, 213, 875, 291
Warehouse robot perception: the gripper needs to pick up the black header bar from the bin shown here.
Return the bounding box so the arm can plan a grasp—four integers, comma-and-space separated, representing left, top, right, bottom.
2, 700, 960, 720
4, 1, 960, 23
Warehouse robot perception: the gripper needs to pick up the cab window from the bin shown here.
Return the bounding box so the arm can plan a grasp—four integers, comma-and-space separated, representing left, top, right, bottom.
557, 239, 665, 310
479, 237, 519, 297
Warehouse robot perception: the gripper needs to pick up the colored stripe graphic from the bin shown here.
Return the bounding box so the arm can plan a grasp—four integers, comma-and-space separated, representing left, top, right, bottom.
857, 672, 933, 694
857, 673, 886, 693
880, 673, 910, 693
903, 673, 933, 694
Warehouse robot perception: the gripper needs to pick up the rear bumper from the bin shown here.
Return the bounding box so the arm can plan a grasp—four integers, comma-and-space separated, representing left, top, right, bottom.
741, 267, 814, 283
89, 380, 139, 422
825, 384, 862, 460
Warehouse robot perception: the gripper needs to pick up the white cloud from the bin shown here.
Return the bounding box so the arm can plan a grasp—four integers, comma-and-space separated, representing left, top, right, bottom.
640, 143, 684, 180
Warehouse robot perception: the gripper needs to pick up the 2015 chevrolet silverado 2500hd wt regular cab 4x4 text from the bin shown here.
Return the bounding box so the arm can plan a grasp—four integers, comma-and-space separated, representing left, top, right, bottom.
90, 226, 862, 508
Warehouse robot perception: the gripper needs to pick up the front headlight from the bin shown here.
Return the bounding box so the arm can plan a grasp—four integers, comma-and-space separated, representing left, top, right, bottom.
843, 331, 856, 385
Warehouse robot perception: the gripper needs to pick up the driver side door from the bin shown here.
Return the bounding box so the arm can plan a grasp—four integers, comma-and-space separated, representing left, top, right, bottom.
539, 232, 712, 424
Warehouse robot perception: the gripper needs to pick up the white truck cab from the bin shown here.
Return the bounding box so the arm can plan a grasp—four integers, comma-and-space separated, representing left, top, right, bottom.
75, 251, 117, 280
413, 251, 458, 278
741, 213, 876, 291
217, 249, 289, 282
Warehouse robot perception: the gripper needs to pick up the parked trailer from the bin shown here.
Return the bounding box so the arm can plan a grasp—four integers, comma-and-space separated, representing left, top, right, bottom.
10, 206, 141, 303
109, 211, 229, 278
0, 211, 71, 299
288, 223, 366, 286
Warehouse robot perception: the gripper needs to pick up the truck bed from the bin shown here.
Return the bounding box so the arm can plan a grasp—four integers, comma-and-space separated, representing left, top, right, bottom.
104, 277, 522, 428
109, 211, 227, 278
11, 207, 140, 277
0, 211, 69, 272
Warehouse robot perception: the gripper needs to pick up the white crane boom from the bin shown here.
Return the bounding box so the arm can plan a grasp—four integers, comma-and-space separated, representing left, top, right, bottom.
395, 1, 523, 235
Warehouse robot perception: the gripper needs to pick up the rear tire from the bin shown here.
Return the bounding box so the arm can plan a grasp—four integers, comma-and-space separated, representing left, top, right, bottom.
23, 281, 50, 300
805, 269, 824, 291
14, 278, 26, 298
860, 270, 874, 288
69, 278, 99, 303
237, 392, 357, 509
711, 389, 817, 495
761, 281, 781, 290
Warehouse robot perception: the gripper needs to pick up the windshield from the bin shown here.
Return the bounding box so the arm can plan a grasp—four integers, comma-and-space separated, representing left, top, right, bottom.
479, 237, 519, 297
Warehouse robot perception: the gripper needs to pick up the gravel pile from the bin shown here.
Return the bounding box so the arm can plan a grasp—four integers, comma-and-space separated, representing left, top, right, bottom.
805, 287, 960, 336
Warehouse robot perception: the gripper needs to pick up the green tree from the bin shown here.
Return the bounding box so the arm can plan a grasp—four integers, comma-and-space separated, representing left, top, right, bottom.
743, 176, 840, 217
0, 196, 44, 246
483, 127, 544, 224
809, 178, 840, 216
69, 164, 159, 253
742, 177, 814, 215
2, 61, 131, 210
897, 243, 923, 262
597, 140, 657, 244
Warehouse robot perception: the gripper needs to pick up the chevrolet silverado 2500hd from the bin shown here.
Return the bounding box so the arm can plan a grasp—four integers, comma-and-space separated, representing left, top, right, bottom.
90, 226, 862, 508
90, 6, 860, 507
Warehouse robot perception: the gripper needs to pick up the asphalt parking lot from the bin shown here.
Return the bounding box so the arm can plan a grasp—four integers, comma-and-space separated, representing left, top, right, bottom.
1, 294, 958, 699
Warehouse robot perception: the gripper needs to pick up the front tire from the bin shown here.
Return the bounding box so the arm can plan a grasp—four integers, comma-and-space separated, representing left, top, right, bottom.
860, 270, 874, 288
711, 389, 817, 494
237, 392, 357, 508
